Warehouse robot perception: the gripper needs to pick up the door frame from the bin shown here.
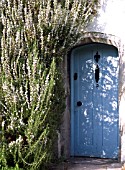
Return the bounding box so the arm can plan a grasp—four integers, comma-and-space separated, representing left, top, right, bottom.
70, 47, 75, 156
70, 42, 120, 158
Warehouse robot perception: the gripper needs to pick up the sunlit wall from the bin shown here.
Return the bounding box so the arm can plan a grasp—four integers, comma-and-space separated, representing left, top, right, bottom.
87, 0, 125, 42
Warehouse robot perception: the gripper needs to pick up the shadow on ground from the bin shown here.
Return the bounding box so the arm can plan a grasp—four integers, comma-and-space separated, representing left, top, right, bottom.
53, 157, 122, 170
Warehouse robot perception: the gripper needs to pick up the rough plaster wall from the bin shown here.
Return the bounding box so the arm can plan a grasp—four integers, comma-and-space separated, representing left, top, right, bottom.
87, 0, 125, 41
119, 58, 125, 162
58, 54, 70, 158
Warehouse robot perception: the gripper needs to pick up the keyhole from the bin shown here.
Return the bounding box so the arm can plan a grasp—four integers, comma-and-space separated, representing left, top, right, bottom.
77, 101, 82, 106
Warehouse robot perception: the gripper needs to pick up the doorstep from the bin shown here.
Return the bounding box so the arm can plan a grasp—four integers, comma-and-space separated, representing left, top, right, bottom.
54, 157, 122, 170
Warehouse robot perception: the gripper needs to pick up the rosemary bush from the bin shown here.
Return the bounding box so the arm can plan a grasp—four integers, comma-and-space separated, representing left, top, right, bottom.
0, 0, 99, 169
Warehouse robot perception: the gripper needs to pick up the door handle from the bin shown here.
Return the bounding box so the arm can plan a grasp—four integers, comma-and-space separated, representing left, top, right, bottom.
77, 101, 82, 106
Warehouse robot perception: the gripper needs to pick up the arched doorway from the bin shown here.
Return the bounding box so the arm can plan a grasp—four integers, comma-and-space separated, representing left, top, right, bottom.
70, 43, 119, 158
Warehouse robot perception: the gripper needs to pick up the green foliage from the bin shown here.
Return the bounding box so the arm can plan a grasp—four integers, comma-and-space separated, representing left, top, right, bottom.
0, 164, 23, 170
0, 0, 99, 169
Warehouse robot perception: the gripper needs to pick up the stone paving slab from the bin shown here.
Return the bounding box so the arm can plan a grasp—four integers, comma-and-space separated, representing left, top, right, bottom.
55, 157, 122, 170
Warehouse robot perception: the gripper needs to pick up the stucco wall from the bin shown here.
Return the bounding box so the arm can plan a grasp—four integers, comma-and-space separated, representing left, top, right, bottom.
87, 0, 125, 42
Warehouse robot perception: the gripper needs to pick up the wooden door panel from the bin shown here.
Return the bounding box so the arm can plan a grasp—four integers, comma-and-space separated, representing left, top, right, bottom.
71, 43, 119, 158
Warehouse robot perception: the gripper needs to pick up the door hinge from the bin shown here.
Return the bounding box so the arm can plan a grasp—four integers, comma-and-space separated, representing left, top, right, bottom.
74, 73, 77, 80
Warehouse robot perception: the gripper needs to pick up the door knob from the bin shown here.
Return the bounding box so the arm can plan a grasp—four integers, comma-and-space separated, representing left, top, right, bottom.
77, 101, 82, 106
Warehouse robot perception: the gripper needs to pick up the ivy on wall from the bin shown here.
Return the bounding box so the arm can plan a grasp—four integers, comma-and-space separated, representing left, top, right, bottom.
0, 0, 99, 169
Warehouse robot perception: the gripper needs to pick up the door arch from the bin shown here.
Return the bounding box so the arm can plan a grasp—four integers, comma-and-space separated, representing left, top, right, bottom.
70, 43, 119, 158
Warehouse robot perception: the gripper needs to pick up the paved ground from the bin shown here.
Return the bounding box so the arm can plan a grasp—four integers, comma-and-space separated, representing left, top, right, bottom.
54, 157, 123, 170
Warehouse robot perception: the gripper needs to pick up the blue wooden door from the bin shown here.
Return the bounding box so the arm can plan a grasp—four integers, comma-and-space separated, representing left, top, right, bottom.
71, 43, 119, 158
